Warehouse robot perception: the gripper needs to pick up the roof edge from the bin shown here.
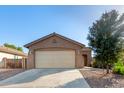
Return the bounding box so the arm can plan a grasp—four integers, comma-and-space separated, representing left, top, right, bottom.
0, 46, 27, 57
24, 33, 55, 48
24, 32, 85, 48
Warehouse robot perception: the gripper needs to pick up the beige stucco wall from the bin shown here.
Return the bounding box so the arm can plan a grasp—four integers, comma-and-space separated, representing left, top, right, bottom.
27, 36, 91, 69
0, 52, 23, 62
0, 52, 23, 68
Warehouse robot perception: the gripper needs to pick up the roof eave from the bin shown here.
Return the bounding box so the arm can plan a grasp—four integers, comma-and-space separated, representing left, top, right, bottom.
24, 33, 55, 48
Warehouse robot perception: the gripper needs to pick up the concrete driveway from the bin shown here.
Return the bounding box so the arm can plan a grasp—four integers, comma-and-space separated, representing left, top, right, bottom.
0, 69, 90, 88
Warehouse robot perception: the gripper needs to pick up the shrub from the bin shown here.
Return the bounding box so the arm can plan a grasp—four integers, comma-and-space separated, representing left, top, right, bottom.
92, 61, 102, 68
92, 61, 98, 68
92, 61, 110, 69
113, 66, 121, 74
120, 67, 124, 75
114, 61, 123, 66
112, 60, 124, 75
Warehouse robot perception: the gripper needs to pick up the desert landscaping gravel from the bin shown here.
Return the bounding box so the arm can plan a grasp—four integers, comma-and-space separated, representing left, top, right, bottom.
80, 67, 124, 88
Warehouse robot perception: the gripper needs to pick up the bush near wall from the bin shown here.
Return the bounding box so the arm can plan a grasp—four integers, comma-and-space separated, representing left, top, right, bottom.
92, 60, 112, 69
92, 58, 102, 68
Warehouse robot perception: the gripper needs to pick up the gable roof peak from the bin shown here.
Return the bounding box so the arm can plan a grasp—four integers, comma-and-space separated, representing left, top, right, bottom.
53, 32, 56, 34
24, 32, 85, 48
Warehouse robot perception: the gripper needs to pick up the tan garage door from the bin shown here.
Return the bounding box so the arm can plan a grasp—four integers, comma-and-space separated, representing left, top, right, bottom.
35, 50, 75, 68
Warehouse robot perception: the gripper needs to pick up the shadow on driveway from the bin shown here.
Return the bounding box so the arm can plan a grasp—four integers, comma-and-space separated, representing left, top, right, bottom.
56, 78, 90, 88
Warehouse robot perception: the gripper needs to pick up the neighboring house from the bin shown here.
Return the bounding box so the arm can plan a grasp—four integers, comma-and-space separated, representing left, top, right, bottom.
24, 32, 92, 69
0, 46, 27, 68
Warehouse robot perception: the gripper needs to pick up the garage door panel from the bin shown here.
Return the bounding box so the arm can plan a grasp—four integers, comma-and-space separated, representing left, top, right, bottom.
35, 51, 75, 68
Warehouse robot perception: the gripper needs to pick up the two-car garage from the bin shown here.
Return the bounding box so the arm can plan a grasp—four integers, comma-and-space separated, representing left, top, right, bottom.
35, 50, 75, 68
24, 33, 91, 69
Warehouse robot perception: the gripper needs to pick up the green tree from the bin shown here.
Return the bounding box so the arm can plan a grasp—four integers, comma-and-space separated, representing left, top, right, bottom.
4, 43, 16, 49
87, 10, 124, 74
4, 43, 23, 52
17, 47, 23, 52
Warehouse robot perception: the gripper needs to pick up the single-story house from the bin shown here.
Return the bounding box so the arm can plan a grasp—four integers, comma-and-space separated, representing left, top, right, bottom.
0, 46, 27, 68
24, 32, 92, 69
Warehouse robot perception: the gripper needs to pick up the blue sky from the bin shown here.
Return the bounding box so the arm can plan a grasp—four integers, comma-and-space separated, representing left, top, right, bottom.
0, 5, 124, 53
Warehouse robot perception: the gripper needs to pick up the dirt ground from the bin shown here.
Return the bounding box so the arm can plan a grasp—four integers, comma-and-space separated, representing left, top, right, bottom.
80, 67, 124, 88
0, 69, 25, 81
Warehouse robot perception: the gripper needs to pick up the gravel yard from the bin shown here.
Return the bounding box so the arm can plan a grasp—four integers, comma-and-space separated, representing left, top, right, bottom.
0, 69, 25, 81
80, 67, 124, 88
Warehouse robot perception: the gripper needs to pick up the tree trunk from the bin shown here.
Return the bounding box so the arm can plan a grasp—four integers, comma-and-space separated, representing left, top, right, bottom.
102, 63, 104, 74
106, 64, 109, 74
